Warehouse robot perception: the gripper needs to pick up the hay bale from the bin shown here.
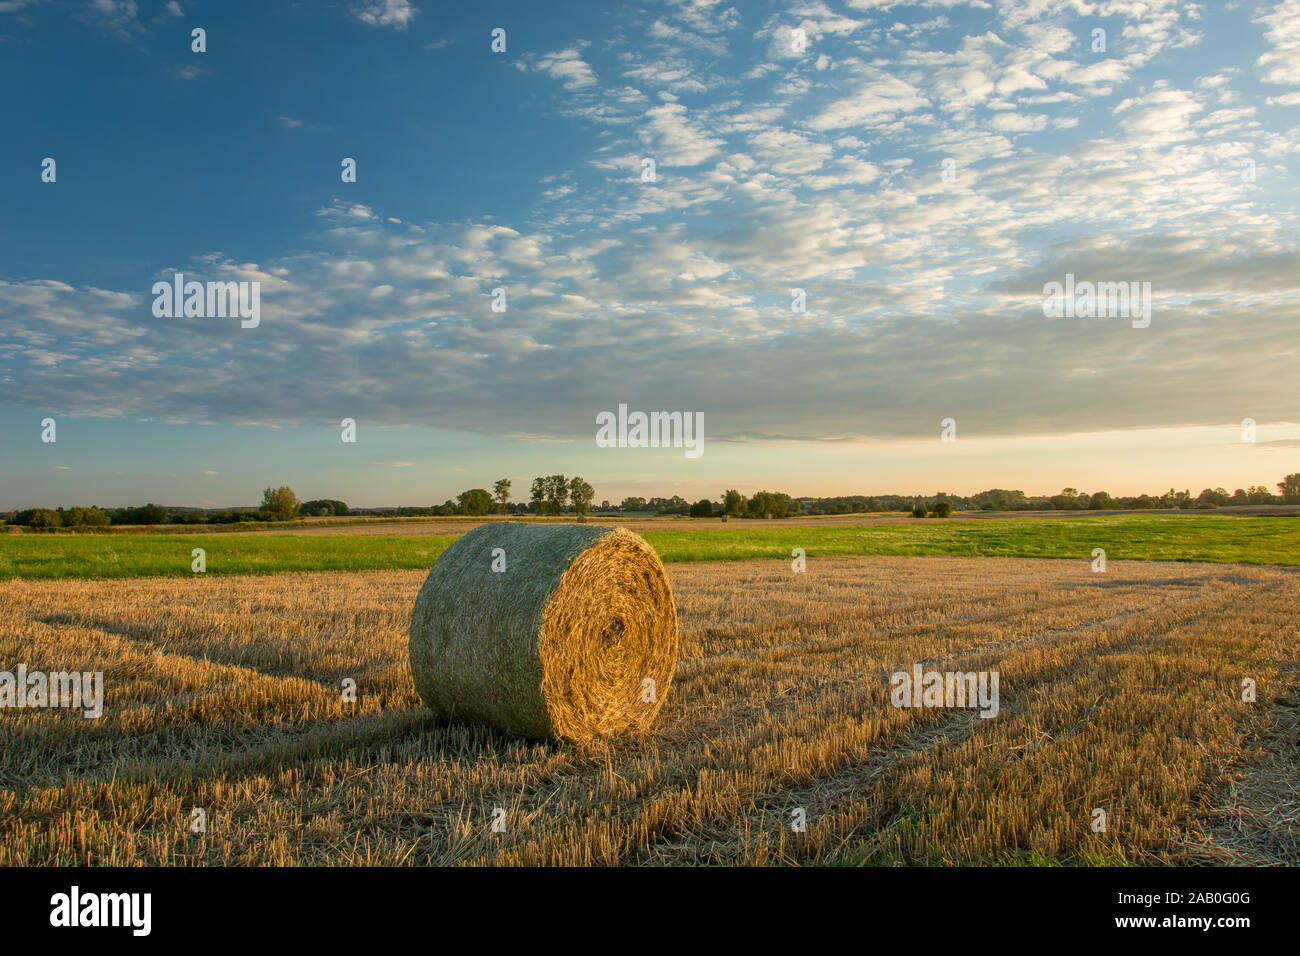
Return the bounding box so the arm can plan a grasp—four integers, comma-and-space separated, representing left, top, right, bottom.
409, 522, 678, 741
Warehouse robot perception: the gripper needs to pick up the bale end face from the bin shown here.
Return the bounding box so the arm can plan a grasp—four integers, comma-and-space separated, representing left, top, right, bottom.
409, 523, 678, 742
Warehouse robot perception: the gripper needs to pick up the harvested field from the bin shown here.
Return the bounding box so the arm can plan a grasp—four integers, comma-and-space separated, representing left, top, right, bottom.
1, 555, 1297, 866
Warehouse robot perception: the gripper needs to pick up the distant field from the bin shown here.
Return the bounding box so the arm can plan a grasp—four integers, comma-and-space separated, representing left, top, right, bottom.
3, 556, 1295, 865
15, 505, 1296, 537
0, 514, 1297, 579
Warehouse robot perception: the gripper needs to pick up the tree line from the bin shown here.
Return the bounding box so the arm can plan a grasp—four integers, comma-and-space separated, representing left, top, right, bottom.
5, 475, 1298, 528
2, 487, 331, 529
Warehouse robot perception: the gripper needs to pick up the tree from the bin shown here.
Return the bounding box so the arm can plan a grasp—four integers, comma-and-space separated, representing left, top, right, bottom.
689, 498, 714, 517
911, 503, 927, 518
748, 490, 794, 518
1050, 488, 1085, 510
118, 502, 166, 525
1277, 474, 1300, 505
457, 488, 493, 516
543, 475, 568, 515
650, 496, 690, 515
530, 477, 546, 514
493, 478, 512, 514
723, 489, 747, 518
932, 500, 953, 517
568, 477, 595, 517
971, 489, 1028, 511
300, 499, 349, 517
1088, 491, 1119, 510
1247, 485, 1274, 505
64, 506, 109, 527
619, 496, 647, 512
24, 508, 62, 528
260, 486, 300, 522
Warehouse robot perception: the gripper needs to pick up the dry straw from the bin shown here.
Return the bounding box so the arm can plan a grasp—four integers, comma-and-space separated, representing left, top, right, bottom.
409, 522, 679, 741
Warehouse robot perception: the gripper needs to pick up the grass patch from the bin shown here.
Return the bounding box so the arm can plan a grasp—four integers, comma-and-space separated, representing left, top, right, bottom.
0, 532, 456, 580
642, 514, 1300, 566
0, 515, 1296, 580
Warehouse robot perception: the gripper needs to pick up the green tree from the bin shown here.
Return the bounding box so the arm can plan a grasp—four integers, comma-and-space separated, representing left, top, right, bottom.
24, 508, 62, 528
911, 503, 927, 518
543, 475, 568, 515
971, 489, 1028, 511
1247, 486, 1273, 505
530, 477, 546, 514
1277, 474, 1300, 504
723, 489, 747, 517
457, 488, 494, 516
1196, 488, 1227, 508
1088, 491, 1119, 510
64, 506, 110, 527
300, 499, 349, 517
748, 490, 793, 518
118, 503, 166, 525
568, 477, 595, 517
1050, 488, 1085, 510
932, 500, 953, 517
689, 498, 714, 517
493, 478, 512, 514
260, 486, 300, 522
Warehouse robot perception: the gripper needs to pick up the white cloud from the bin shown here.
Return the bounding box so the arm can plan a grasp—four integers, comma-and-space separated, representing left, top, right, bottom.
1255, 0, 1300, 88
353, 0, 416, 30
529, 47, 598, 90
1114, 84, 1204, 144
807, 69, 930, 130
991, 111, 1047, 132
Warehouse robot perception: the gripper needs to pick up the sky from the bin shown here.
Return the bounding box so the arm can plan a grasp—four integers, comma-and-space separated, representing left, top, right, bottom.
1, 0, 1298, 509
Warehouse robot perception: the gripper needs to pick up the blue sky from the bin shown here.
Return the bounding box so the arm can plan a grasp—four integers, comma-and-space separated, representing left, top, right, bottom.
1, 0, 1298, 509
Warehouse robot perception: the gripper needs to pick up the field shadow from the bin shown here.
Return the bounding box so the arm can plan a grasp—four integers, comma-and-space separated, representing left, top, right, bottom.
33, 612, 360, 690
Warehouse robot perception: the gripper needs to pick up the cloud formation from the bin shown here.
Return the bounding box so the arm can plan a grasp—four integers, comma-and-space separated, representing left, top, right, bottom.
3, 0, 1298, 447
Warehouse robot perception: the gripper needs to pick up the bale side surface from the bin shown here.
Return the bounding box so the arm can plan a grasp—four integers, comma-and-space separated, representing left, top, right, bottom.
408, 522, 678, 741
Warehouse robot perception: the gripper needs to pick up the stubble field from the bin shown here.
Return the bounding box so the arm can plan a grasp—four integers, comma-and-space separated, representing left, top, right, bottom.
3, 554, 1296, 866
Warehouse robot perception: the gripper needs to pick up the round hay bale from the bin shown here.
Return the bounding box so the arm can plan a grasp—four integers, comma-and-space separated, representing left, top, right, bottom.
409, 522, 678, 742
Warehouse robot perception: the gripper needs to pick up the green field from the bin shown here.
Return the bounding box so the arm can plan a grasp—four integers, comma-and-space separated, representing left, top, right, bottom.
1, 514, 1296, 580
